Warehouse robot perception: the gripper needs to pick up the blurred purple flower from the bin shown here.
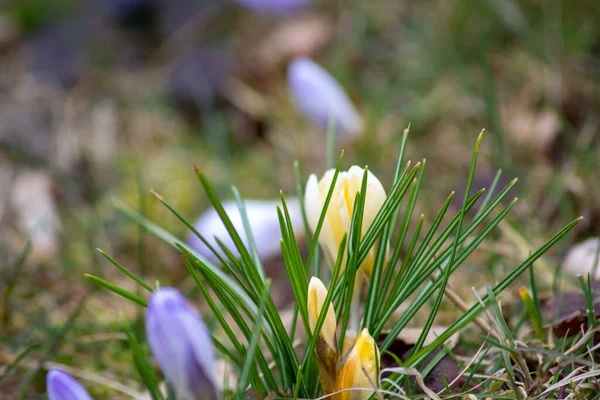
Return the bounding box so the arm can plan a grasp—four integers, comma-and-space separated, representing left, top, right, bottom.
186, 198, 303, 263
46, 368, 93, 400
288, 57, 363, 137
236, 0, 310, 15
146, 288, 217, 400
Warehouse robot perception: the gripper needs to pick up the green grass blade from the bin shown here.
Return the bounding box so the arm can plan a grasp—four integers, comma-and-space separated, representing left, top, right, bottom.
124, 322, 165, 400
339, 169, 369, 349
326, 116, 337, 169
376, 179, 514, 337
475, 169, 503, 219
519, 284, 544, 342
84, 274, 148, 307
149, 189, 245, 281
236, 283, 270, 399
194, 168, 263, 292
380, 198, 519, 351
97, 248, 153, 292
379, 165, 427, 309
362, 222, 391, 330
405, 217, 582, 367
184, 253, 275, 392
356, 162, 420, 265
182, 256, 245, 361
301, 235, 346, 392
232, 186, 266, 280
304, 152, 344, 272
410, 131, 484, 358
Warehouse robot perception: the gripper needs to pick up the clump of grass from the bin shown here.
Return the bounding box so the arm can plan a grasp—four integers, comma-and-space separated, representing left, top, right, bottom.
77, 126, 588, 399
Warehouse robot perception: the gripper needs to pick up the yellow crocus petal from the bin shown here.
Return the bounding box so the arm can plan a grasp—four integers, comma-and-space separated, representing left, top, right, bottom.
308, 277, 339, 394
305, 171, 343, 268
308, 277, 337, 351
335, 329, 380, 400
339, 167, 387, 279
305, 174, 335, 255
342, 166, 386, 237
305, 166, 388, 279
322, 170, 347, 263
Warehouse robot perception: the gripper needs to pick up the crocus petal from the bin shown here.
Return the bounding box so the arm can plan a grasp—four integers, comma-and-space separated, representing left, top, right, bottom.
187, 198, 302, 263
357, 170, 386, 238
146, 288, 217, 400
344, 167, 388, 278
308, 277, 339, 394
305, 166, 388, 279
335, 329, 379, 400
563, 237, 600, 280
288, 58, 363, 137
305, 174, 322, 234
339, 181, 352, 235
47, 368, 93, 400
306, 169, 342, 265
236, 0, 310, 15
321, 170, 347, 263
308, 277, 338, 351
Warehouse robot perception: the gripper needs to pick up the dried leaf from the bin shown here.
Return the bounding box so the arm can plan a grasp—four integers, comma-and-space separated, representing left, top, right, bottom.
378, 331, 463, 394
544, 284, 600, 338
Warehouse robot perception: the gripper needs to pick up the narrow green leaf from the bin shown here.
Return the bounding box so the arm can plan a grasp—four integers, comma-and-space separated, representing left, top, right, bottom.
363, 221, 391, 329
236, 283, 270, 399
519, 286, 544, 342
124, 323, 165, 400
380, 198, 519, 351
411, 131, 484, 358
97, 248, 153, 292
232, 186, 266, 280
194, 168, 263, 292
85, 274, 148, 307
339, 168, 369, 350
406, 217, 582, 367
326, 116, 337, 169
304, 152, 344, 272
379, 164, 427, 310
301, 235, 346, 391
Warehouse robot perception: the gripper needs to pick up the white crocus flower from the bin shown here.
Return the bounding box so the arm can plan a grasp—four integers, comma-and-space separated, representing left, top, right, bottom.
304, 166, 387, 280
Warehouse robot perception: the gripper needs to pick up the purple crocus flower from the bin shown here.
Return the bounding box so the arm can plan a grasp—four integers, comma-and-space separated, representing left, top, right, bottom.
187, 198, 303, 264
146, 288, 217, 400
46, 368, 93, 400
288, 57, 363, 137
236, 0, 310, 16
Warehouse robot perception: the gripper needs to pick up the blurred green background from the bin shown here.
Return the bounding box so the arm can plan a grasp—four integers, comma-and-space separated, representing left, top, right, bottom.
0, 0, 599, 398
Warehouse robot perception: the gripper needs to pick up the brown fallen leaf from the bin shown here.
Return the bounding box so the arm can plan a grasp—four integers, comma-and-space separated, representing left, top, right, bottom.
544, 282, 600, 338
378, 330, 464, 394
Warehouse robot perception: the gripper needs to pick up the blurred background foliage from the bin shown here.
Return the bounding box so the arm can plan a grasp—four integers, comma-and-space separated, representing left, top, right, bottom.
0, 0, 599, 398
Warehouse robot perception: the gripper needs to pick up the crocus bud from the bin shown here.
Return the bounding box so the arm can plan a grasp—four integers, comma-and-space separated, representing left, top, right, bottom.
308, 277, 339, 393
304, 166, 387, 278
46, 368, 93, 400
288, 58, 363, 137
146, 288, 217, 400
334, 329, 380, 400
236, 0, 310, 15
